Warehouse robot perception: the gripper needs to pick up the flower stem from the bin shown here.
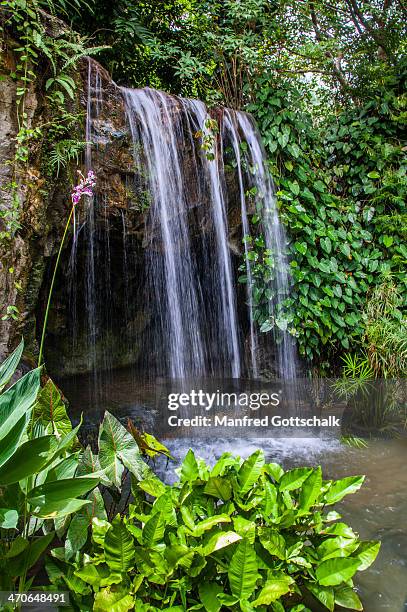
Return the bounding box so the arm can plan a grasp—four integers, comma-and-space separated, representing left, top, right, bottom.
38, 205, 75, 366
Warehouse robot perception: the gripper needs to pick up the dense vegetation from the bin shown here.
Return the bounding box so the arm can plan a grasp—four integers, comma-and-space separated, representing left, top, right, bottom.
0, 345, 380, 610
1, 0, 406, 372
0, 2, 404, 608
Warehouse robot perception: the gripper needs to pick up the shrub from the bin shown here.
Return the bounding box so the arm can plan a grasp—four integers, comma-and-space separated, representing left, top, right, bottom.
0, 341, 99, 591
48, 449, 380, 611
0, 341, 168, 593
363, 275, 407, 377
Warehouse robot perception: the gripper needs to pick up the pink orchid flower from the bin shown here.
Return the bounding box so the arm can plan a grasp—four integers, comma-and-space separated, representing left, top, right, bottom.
71, 170, 96, 205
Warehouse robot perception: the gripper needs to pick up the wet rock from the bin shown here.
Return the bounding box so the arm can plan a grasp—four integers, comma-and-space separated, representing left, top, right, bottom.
0, 51, 245, 377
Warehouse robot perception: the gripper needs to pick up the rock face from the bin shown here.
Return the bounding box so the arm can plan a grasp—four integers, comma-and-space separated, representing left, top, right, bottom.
0, 44, 42, 362
0, 55, 246, 378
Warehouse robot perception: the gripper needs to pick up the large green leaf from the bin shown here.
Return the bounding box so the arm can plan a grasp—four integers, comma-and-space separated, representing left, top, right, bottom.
180, 448, 199, 482
138, 475, 166, 498
353, 540, 380, 570
325, 476, 365, 504
5, 535, 28, 558
28, 476, 98, 518
279, 467, 312, 491
0, 435, 58, 485
0, 367, 41, 441
29, 476, 98, 504
142, 510, 166, 547
252, 571, 293, 605
202, 531, 241, 555
32, 379, 72, 437
317, 536, 359, 561
98, 411, 149, 486
0, 508, 18, 529
0, 412, 29, 469
191, 514, 231, 537
46, 454, 79, 482
307, 583, 334, 611
258, 527, 286, 560
299, 466, 322, 512
263, 480, 278, 518
228, 539, 259, 600
265, 463, 284, 482
204, 476, 232, 500
34, 498, 92, 519
0, 340, 24, 391
104, 516, 135, 572
199, 582, 222, 612
334, 586, 363, 610
238, 450, 265, 494
65, 488, 106, 559
316, 557, 361, 586
94, 587, 134, 612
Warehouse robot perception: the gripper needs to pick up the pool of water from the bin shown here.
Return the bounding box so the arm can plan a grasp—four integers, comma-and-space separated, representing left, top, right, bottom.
60, 370, 407, 612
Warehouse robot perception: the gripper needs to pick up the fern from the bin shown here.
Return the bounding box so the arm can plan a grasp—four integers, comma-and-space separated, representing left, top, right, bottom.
48, 140, 88, 176
38, 0, 95, 17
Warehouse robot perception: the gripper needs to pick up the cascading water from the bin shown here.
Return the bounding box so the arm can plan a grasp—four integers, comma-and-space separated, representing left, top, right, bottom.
121, 88, 296, 379
236, 112, 298, 379
122, 88, 206, 379
84, 60, 102, 385
68, 74, 296, 383
222, 109, 259, 377
68, 60, 115, 393
182, 99, 241, 379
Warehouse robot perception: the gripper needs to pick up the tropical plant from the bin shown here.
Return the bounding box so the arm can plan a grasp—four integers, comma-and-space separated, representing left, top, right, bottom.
363, 275, 407, 378
340, 354, 374, 381
244, 67, 406, 369
48, 449, 380, 611
0, 339, 163, 592
0, 341, 99, 591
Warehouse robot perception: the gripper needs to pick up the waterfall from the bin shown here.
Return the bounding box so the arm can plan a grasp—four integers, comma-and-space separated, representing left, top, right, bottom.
119, 87, 297, 380
181, 99, 241, 379
122, 88, 207, 379
67, 59, 109, 390
236, 113, 298, 379
84, 60, 102, 382
66, 77, 296, 382
222, 110, 259, 377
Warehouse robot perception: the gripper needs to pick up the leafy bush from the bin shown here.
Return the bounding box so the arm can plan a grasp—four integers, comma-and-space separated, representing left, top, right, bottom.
49, 449, 379, 611
0, 339, 166, 596
247, 75, 406, 369
0, 341, 100, 591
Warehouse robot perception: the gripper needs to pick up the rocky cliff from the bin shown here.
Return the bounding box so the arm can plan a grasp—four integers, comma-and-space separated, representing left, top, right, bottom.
0, 51, 245, 378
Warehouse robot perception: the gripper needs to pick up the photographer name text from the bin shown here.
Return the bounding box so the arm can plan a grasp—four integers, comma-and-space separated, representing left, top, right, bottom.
167, 415, 341, 428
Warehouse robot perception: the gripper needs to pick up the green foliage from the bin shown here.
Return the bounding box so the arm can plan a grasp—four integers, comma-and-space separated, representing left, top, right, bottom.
0, 341, 99, 591
47, 138, 88, 176
247, 67, 406, 367
0, 341, 166, 593
363, 275, 407, 377
340, 354, 374, 381
0, 0, 105, 242
49, 449, 379, 611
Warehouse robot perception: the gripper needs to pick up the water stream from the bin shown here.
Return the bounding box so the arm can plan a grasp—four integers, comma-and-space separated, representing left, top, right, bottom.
61, 369, 407, 612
